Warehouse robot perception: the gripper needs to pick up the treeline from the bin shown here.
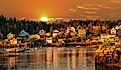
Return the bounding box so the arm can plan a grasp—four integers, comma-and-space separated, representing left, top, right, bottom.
0, 15, 121, 39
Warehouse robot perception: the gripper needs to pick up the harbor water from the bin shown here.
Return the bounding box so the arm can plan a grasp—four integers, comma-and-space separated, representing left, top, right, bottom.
0, 47, 121, 70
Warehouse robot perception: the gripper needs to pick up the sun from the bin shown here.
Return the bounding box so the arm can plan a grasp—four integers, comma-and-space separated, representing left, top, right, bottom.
40, 16, 48, 22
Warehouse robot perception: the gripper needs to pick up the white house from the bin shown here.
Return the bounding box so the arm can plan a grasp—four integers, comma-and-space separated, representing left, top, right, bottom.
53, 30, 59, 37
110, 28, 116, 35
19, 30, 30, 37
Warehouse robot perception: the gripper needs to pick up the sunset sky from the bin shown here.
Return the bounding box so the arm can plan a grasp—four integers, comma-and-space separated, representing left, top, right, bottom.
0, 0, 121, 20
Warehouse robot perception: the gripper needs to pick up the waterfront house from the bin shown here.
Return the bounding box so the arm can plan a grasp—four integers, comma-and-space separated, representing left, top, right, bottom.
77, 25, 86, 37
110, 28, 116, 35
19, 30, 30, 37
7, 33, 14, 40
53, 30, 59, 37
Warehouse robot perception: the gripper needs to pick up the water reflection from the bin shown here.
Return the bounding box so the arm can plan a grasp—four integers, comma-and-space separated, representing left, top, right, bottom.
0, 47, 121, 70
0, 55, 18, 70
96, 65, 121, 70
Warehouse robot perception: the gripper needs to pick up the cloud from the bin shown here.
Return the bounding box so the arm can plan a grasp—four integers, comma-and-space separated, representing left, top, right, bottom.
76, 5, 98, 10
77, 4, 116, 10
96, 4, 113, 9
73, 0, 121, 19
76, 6, 84, 9
84, 15, 100, 19
70, 9, 76, 12
84, 11, 97, 14
110, 0, 121, 3
76, 4, 113, 10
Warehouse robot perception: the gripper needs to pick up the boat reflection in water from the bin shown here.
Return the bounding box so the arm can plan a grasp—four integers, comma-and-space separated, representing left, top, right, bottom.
0, 47, 121, 70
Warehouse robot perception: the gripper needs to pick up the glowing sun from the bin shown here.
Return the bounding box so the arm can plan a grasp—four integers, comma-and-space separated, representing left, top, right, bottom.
40, 16, 48, 22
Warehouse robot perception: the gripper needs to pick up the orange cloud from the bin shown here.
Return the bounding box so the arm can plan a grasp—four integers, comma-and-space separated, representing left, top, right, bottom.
110, 0, 121, 3
77, 5, 99, 10
84, 11, 97, 14
70, 9, 76, 12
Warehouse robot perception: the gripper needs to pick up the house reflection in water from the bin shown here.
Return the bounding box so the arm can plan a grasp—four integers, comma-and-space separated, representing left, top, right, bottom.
7, 56, 18, 68
53, 48, 59, 70
0, 56, 18, 70
0, 47, 98, 70
28, 47, 95, 70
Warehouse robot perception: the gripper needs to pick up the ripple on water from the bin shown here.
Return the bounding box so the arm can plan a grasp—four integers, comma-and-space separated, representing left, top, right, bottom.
0, 47, 118, 70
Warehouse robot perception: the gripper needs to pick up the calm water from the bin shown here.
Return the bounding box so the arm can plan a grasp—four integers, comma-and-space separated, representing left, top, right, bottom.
0, 47, 121, 70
